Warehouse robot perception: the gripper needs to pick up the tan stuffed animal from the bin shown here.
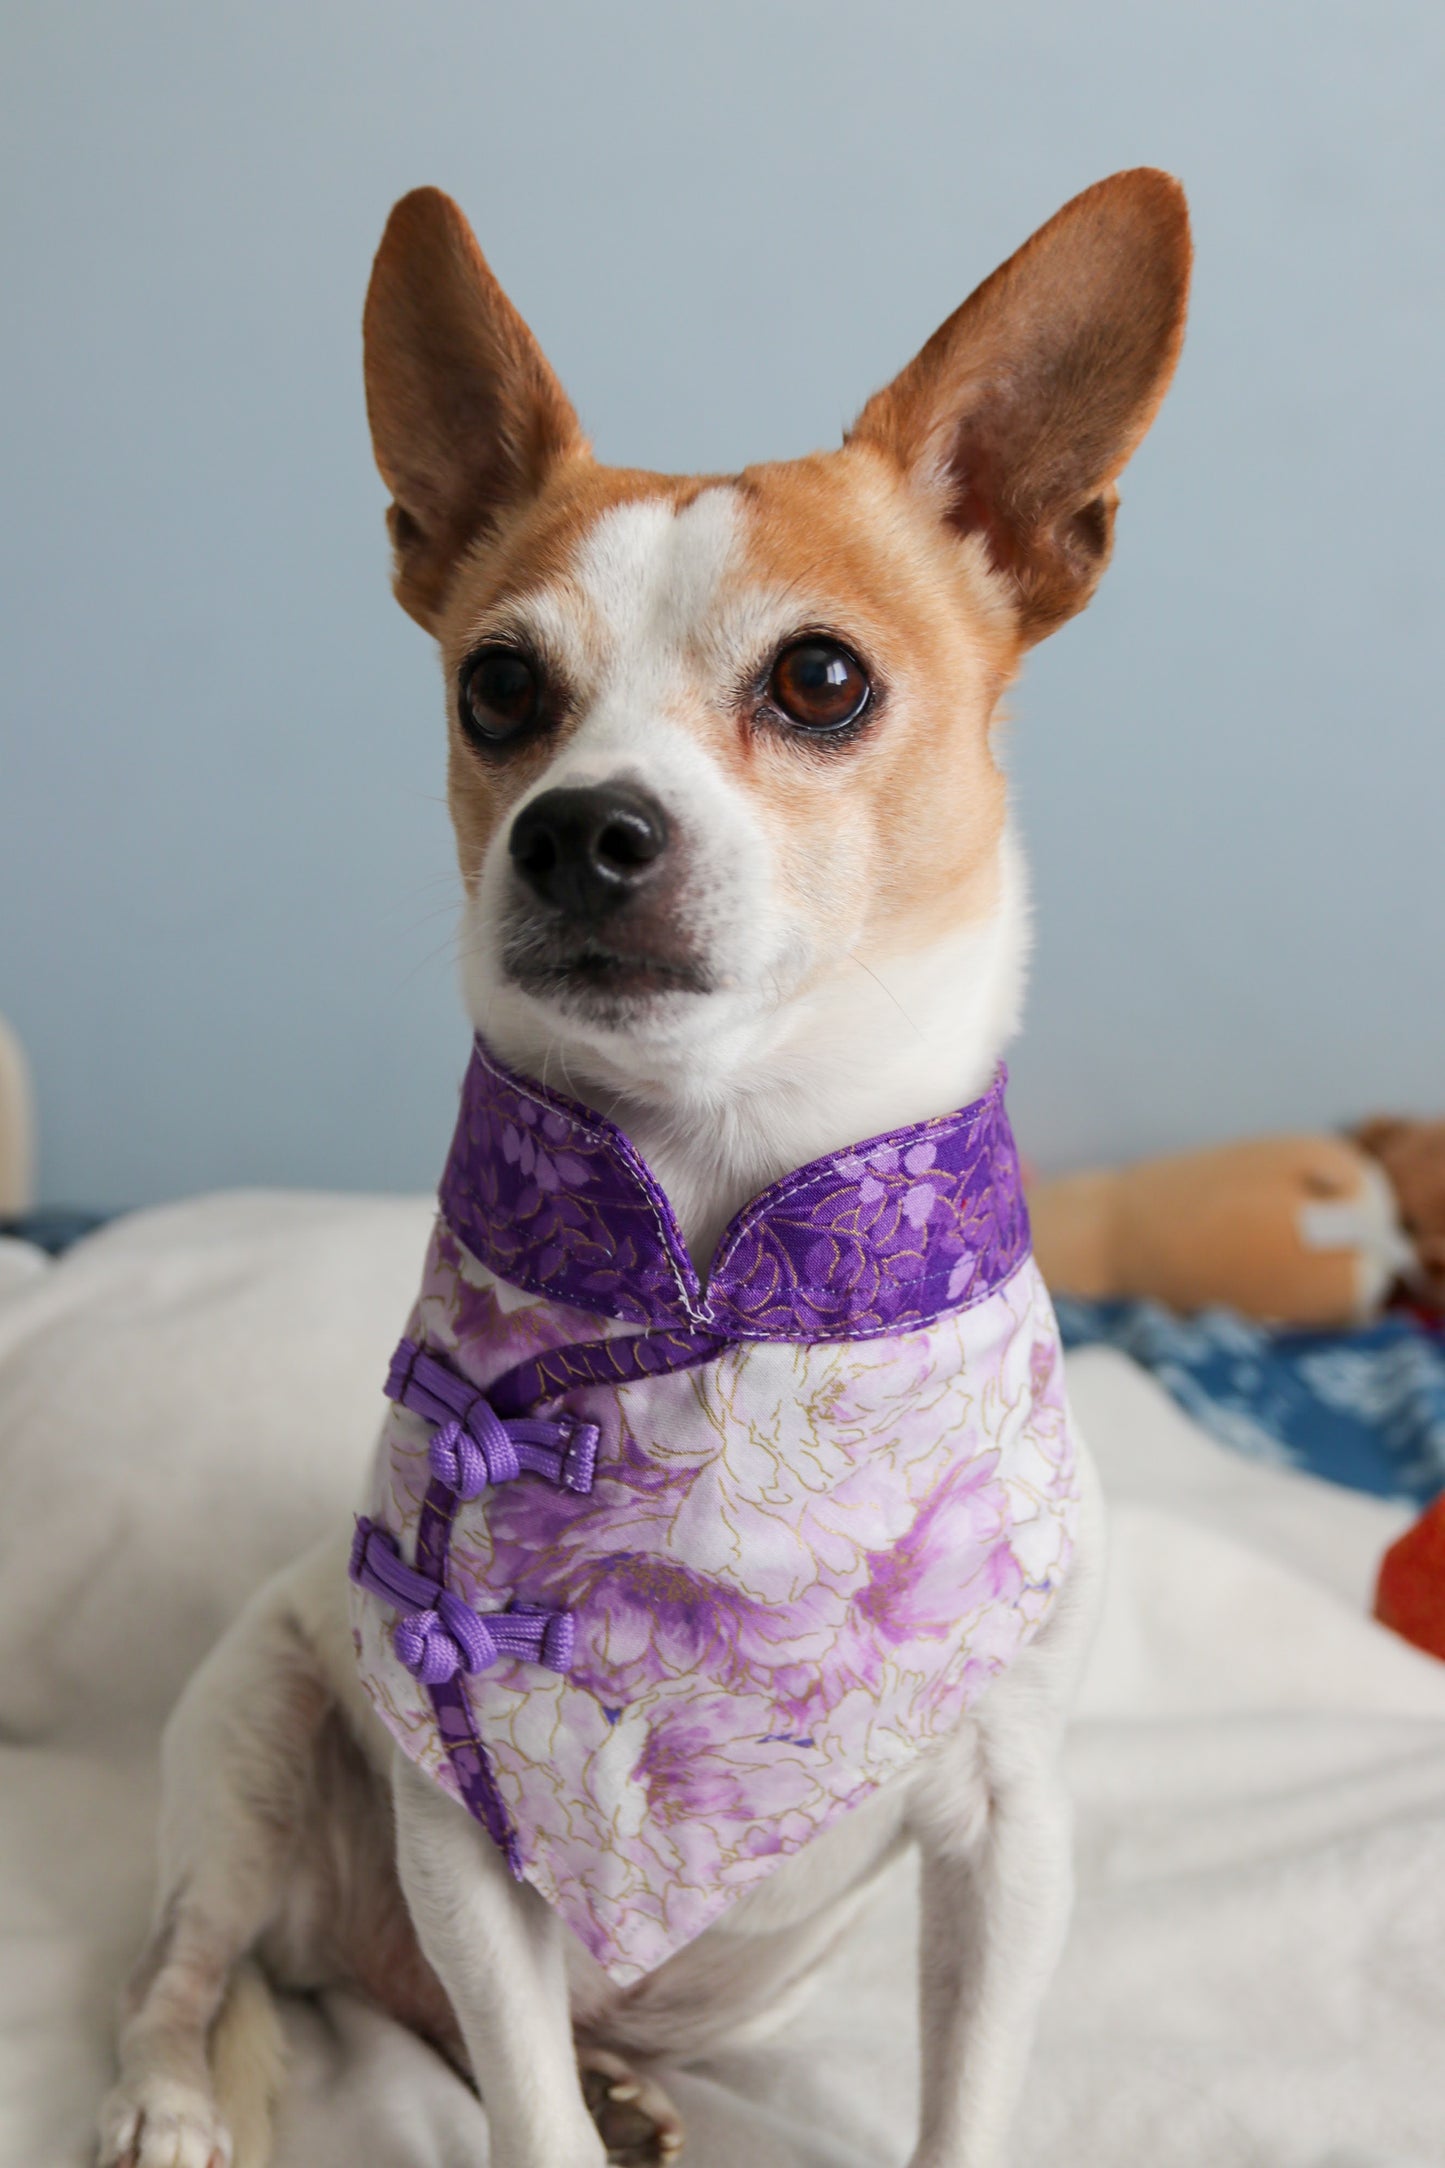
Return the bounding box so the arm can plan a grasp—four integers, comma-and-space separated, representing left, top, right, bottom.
1028, 1134, 1410, 1327
1351, 1116, 1445, 1310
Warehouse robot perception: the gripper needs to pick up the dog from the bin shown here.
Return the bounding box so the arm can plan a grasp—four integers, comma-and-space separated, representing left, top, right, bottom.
98, 168, 1190, 2168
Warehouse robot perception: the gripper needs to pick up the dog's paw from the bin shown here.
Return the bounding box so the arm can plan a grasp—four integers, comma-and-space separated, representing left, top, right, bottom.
579, 2046, 685, 2164
96, 2077, 232, 2168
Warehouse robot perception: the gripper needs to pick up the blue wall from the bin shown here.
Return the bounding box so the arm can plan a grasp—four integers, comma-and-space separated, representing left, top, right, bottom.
4, 1, 1442, 1207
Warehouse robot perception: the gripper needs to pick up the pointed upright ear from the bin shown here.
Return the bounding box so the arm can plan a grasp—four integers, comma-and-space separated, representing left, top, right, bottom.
848, 169, 1191, 644
362, 188, 588, 630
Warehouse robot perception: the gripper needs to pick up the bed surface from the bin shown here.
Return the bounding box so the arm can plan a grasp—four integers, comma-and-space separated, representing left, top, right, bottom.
2, 1192, 1443, 2168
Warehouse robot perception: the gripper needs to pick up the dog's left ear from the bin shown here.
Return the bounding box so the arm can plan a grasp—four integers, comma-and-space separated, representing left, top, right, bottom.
848, 168, 1191, 644
363, 187, 588, 630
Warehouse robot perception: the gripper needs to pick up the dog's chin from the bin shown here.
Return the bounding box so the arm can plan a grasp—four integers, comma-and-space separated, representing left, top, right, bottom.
500, 931, 716, 1034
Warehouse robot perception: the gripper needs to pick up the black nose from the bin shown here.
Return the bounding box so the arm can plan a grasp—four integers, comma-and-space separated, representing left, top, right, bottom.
508, 784, 670, 921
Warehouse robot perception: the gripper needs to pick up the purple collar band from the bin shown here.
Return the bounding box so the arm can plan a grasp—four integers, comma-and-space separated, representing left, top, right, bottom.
437, 1037, 1031, 1343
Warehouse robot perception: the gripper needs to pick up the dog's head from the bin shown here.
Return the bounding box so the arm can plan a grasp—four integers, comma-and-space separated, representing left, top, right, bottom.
363, 174, 1189, 1112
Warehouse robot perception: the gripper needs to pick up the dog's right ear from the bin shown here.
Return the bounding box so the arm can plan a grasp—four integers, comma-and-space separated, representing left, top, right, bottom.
363, 188, 587, 631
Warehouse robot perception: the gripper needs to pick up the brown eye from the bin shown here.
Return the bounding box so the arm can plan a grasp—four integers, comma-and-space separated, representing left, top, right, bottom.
459, 648, 541, 746
768, 639, 870, 731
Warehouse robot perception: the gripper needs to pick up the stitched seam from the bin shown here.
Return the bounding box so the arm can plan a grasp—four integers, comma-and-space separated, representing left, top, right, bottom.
709, 1071, 1007, 1269
438, 1206, 674, 1329
721, 1245, 1037, 1343
720, 1161, 1003, 1261
470, 1042, 701, 1318
487, 1324, 726, 1412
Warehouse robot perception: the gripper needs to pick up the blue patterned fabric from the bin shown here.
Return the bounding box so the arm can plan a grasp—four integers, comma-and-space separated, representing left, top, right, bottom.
1056, 1299, 1445, 1507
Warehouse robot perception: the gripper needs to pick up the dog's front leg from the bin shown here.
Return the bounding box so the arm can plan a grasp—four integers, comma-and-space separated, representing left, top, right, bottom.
392, 1753, 606, 2168
907, 1449, 1103, 2168
907, 1749, 1073, 2168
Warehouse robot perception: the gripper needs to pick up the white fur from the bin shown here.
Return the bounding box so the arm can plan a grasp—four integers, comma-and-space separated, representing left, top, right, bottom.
101, 498, 1096, 2168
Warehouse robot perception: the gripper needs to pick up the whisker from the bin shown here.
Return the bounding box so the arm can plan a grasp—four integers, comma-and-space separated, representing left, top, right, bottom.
391, 902, 467, 940
846, 950, 925, 1041
394, 931, 466, 991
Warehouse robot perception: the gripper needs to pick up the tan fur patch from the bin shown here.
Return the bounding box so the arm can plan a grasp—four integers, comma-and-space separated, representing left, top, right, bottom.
718, 445, 1016, 965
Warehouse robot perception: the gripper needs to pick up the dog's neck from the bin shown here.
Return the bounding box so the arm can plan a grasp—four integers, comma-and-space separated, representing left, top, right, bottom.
475, 832, 1029, 1274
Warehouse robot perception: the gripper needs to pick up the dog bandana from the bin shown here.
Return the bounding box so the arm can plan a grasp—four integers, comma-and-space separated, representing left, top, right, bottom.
350, 1038, 1081, 1984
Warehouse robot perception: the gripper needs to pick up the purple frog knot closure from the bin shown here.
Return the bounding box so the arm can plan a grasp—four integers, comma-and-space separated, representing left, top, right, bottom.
385, 1337, 598, 1498
430, 1408, 519, 1492
349, 1519, 575, 1686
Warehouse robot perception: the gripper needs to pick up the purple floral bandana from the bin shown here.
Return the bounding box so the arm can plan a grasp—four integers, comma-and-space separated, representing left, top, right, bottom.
351, 1039, 1081, 1983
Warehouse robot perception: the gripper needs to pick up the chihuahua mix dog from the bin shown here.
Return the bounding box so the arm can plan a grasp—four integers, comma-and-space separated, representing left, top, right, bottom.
99, 170, 1190, 2168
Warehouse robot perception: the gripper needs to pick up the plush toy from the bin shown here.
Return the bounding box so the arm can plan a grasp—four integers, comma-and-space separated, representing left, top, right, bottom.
1375, 1497, 1445, 1663
1028, 1133, 1412, 1328
1350, 1116, 1445, 1313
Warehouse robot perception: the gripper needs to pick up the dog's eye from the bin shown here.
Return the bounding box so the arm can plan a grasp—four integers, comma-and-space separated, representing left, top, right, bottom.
769, 640, 870, 731
459, 648, 541, 746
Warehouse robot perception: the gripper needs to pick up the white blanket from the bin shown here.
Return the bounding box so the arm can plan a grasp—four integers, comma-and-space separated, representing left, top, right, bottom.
1, 1194, 1442, 2168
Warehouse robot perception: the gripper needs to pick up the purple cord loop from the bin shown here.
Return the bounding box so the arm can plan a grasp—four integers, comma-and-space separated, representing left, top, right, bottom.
350, 1518, 575, 1686
385, 1337, 598, 1498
